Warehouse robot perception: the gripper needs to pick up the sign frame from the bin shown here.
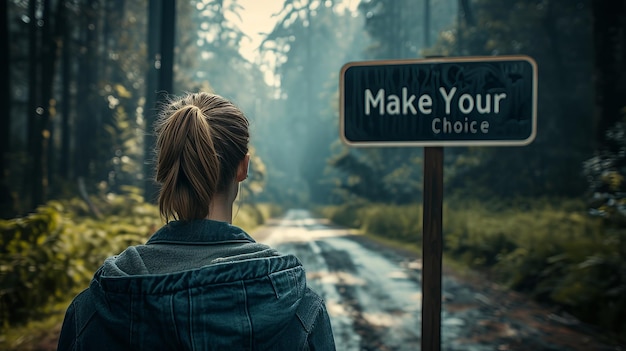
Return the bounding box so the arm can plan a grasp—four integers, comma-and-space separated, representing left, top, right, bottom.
339, 55, 538, 148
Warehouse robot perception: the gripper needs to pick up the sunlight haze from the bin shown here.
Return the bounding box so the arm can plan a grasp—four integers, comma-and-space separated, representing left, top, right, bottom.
237, 0, 283, 62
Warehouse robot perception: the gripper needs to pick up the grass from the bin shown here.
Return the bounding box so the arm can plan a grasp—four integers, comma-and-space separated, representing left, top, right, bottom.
0, 302, 67, 351
321, 197, 626, 342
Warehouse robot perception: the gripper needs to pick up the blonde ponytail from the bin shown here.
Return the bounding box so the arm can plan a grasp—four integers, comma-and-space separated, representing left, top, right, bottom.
154, 93, 249, 222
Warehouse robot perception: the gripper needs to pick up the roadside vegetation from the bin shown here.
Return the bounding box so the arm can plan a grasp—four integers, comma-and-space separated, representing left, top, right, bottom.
0, 193, 278, 350
320, 197, 626, 344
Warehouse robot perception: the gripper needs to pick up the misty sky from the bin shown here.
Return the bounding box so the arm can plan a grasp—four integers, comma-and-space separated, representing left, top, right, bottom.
236, 0, 283, 62
236, 0, 360, 63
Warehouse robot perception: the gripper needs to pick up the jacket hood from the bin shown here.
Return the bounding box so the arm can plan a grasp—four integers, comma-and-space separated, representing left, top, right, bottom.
88, 220, 308, 349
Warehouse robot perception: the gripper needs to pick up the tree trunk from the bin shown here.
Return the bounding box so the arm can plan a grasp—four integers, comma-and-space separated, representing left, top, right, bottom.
143, 0, 176, 203
159, 1, 175, 98
26, 0, 43, 209
75, 0, 99, 185
59, 1, 73, 181
0, 0, 14, 217
593, 0, 626, 147
22, 0, 59, 209
39, 0, 58, 202
0, 0, 9, 181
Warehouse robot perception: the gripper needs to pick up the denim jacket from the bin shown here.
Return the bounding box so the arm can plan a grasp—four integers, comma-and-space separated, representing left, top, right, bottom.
57, 220, 336, 351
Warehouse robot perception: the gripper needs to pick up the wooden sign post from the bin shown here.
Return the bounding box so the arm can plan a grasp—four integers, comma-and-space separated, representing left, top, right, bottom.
340, 56, 537, 350
422, 146, 443, 350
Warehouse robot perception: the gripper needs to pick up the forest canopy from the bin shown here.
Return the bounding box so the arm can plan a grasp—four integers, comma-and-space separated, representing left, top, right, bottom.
1, 0, 624, 215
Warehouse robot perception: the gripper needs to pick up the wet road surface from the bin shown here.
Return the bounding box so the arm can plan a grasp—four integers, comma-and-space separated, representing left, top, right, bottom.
254, 209, 620, 351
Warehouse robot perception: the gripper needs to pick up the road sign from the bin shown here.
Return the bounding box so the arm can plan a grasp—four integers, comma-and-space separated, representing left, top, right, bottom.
340, 56, 537, 147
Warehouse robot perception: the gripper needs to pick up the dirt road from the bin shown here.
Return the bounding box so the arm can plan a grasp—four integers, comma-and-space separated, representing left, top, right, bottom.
255, 209, 619, 351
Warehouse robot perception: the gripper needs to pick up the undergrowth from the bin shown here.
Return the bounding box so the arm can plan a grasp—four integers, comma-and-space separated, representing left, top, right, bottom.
322, 198, 626, 343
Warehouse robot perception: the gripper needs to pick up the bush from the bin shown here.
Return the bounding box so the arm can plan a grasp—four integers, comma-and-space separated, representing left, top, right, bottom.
361, 204, 422, 242
321, 198, 626, 341
0, 202, 70, 326
320, 202, 367, 229
444, 198, 626, 339
0, 195, 160, 329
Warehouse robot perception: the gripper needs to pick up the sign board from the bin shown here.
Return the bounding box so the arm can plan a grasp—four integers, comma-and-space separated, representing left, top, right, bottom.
340, 56, 537, 147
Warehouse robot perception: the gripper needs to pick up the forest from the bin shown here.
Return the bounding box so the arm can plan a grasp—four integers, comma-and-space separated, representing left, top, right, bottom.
1, 0, 625, 349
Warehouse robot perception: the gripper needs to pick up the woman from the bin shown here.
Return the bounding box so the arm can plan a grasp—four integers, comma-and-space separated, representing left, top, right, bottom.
58, 92, 336, 350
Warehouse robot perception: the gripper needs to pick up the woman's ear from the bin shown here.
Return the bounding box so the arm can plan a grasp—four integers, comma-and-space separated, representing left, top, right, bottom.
236, 154, 250, 182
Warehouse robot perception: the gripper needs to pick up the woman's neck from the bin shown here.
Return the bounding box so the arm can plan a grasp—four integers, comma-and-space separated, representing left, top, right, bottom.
207, 193, 234, 223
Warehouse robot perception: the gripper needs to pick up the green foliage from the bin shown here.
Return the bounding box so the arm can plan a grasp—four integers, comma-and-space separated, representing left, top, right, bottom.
329, 147, 424, 204
322, 202, 421, 242
255, 203, 284, 222
444, 197, 626, 341
233, 203, 264, 231
232, 203, 282, 232
238, 147, 268, 203
492, 216, 626, 340
103, 106, 144, 193
361, 204, 422, 242
319, 202, 368, 229
322, 198, 626, 340
0, 195, 160, 329
0, 202, 69, 326
584, 115, 626, 226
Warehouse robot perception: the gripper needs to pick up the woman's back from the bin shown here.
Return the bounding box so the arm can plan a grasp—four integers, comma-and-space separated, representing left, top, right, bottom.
58, 220, 334, 350
57, 93, 336, 350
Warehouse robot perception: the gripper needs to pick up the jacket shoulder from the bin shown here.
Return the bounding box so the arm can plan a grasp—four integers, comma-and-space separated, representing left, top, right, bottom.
57, 289, 96, 351
296, 288, 325, 332
297, 288, 336, 350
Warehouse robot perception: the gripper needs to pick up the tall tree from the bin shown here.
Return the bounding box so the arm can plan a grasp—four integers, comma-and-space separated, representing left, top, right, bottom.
3, 0, 153, 213
143, 0, 176, 202
592, 0, 626, 146
57, 0, 75, 183
190, 0, 249, 97
0, 0, 12, 217
583, 1, 626, 217
24, 0, 59, 209
25, 0, 41, 208
74, 0, 101, 192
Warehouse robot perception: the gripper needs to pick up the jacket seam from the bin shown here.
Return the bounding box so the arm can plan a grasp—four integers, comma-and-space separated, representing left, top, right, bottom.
188, 288, 196, 351
129, 293, 134, 347
73, 290, 97, 340
242, 280, 253, 350
67, 302, 77, 351
170, 294, 182, 347
75, 309, 96, 339
297, 291, 323, 333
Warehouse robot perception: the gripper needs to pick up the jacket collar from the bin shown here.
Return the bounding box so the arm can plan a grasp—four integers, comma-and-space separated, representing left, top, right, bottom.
146, 219, 256, 245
